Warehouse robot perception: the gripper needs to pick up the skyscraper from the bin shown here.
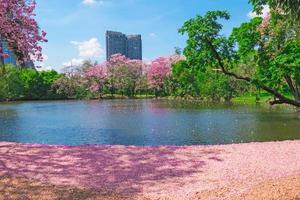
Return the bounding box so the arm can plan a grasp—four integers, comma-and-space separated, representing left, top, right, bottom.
106, 31, 127, 60
127, 34, 142, 60
106, 31, 142, 60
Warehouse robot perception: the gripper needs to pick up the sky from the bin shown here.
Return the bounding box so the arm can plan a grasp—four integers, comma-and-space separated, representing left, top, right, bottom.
34, 0, 265, 71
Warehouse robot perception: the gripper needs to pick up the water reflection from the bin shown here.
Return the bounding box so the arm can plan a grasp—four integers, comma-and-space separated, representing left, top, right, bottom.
0, 100, 299, 146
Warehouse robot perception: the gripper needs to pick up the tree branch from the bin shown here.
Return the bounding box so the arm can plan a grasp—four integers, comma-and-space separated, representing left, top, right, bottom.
206, 39, 300, 107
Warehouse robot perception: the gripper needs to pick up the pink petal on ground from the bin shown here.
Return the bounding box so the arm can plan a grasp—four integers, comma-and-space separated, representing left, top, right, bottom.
0, 140, 299, 199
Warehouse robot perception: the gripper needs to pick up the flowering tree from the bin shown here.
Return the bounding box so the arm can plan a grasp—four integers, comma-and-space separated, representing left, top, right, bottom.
147, 55, 182, 96
0, 0, 47, 67
126, 59, 144, 96
52, 64, 89, 99
250, 0, 300, 21
106, 54, 143, 96
85, 63, 107, 96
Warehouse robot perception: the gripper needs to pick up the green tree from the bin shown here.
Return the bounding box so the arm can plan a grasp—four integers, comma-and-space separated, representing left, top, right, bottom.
171, 60, 200, 97
19, 69, 61, 99
179, 10, 300, 107
0, 65, 23, 101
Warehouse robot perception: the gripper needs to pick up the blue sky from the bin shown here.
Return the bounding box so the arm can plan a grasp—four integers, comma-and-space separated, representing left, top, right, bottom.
35, 0, 257, 71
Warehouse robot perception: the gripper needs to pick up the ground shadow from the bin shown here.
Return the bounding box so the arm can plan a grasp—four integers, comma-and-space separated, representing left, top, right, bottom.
0, 143, 224, 198
0, 175, 129, 200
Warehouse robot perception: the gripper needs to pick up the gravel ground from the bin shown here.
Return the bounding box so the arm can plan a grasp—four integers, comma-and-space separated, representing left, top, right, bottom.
0, 140, 299, 199
0, 175, 129, 200
0, 174, 299, 200
190, 174, 300, 200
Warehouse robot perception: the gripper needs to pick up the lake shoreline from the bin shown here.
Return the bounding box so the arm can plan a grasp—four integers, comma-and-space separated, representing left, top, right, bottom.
0, 94, 273, 105
0, 139, 298, 148
0, 140, 299, 199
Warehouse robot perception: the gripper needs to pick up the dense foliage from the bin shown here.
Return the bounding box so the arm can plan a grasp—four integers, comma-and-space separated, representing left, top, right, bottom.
16, 52, 227, 101
249, 0, 300, 20
179, 7, 300, 107
0, 65, 61, 101
51, 54, 183, 99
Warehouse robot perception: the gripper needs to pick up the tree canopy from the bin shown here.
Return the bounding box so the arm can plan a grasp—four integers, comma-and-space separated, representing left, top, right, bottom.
179, 9, 300, 107
0, 0, 47, 66
249, 0, 300, 20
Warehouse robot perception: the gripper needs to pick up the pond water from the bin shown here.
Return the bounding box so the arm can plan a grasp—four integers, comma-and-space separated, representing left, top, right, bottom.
0, 100, 299, 146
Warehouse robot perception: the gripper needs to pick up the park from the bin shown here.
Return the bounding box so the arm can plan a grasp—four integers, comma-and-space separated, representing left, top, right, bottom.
0, 0, 299, 199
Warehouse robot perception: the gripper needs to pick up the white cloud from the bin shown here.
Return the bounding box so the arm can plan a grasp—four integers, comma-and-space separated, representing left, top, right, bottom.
71, 38, 104, 58
82, 0, 104, 6
34, 54, 53, 71
149, 33, 157, 37
63, 58, 85, 67
63, 37, 104, 68
247, 5, 270, 18
82, 0, 96, 5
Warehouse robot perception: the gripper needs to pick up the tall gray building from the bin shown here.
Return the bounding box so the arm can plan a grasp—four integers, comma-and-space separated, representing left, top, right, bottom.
127, 34, 142, 60
106, 31, 142, 60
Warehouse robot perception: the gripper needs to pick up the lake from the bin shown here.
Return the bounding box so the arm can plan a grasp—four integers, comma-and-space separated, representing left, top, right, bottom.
0, 100, 299, 146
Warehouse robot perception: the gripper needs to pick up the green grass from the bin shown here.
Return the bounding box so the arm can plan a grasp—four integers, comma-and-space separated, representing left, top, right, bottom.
233, 92, 294, 104
233, 94, 270, 104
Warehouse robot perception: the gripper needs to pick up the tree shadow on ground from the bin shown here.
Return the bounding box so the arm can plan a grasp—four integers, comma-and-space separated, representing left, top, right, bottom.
0, 175, 128, 200
0, 143, 224, 198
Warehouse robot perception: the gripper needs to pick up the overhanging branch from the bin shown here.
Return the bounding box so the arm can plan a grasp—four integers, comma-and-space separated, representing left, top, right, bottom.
206, 39, 300, 107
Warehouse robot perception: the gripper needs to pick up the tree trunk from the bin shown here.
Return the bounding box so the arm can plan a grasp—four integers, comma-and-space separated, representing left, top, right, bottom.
284, 75, 300, 101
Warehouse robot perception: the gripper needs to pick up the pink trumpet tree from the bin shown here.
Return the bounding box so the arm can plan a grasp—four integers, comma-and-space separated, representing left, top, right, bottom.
0, 0, 47, 66
106, 54, 144, 96
85, 63, 107, 94
147, 54, 183, 95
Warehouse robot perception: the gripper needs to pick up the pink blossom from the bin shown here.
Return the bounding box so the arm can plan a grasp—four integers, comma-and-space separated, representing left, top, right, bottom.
147, 54, 183, 90
258, 12, 271, 33
85, 63, 107, 93
86, 63, 107, 78
0, 140, 299, 199
106, 54, 144, 94
89, 83, 100, 93
0, 0, 47, 64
